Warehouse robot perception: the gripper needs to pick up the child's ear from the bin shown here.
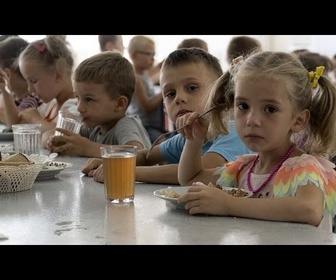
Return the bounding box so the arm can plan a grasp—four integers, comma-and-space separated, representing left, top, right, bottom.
115, 95, 129, 111
2, 67, 12, 79
129, 51, 137, 61
291, 109, 310, 133
54, 67, 64, 82
0, 68, 13, 79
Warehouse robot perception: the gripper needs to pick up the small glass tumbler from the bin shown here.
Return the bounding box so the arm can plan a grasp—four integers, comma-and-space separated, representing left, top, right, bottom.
100, 145, 137, 203
55, 110, 81, 136
12, 124, 42, 155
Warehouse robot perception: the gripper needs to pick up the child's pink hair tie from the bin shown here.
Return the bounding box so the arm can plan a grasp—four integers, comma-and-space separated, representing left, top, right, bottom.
33, 43, 46, 54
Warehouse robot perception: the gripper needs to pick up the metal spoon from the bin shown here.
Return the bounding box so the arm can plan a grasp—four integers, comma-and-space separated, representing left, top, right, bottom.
48, 153, 58, 160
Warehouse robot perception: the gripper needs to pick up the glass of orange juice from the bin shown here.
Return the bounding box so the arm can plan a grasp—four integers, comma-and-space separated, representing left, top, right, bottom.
100, 145, 137, 203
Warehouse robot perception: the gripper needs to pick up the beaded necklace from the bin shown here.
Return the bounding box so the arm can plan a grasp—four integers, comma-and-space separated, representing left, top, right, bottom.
247, 143, 296, 194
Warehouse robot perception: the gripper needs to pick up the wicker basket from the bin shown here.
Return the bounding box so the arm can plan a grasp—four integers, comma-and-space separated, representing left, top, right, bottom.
0, 163, 43, 193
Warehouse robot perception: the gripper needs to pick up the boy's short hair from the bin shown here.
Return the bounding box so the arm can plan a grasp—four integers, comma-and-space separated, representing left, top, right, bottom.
297, 51, 334, 74
162, 47, 223, 78
177, 38, 208, 52
226, 36, 262, 64
73, 51, 136, 106
127, 35, 155, 56
98, 35, 120, 52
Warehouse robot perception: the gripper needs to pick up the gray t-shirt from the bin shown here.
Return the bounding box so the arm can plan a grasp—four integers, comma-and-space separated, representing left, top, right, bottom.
79, 115, 151, 149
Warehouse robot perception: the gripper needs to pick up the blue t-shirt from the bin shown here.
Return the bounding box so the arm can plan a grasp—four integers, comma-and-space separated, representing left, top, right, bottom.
159, 120, 252, 163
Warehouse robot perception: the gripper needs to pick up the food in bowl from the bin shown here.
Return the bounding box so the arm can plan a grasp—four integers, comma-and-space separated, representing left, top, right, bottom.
159, 188, 181, 198
207, 182, 250, 197
223, 187, 250, 197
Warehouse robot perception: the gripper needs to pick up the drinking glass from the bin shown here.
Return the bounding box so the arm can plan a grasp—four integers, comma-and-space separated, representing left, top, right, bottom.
55, 110, 81, 136
100, 145, 137, 203
12, 124, 41, 155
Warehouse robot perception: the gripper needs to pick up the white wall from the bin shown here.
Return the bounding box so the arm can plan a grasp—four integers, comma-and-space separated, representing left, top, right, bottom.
18, 35, 336, 70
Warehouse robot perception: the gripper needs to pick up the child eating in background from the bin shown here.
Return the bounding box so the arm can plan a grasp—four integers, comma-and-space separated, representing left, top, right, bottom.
18, 35, 75, 139
0, 36, 57, 128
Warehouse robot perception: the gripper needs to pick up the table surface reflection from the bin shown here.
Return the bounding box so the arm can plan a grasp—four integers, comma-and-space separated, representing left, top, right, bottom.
0, 148, 336, 245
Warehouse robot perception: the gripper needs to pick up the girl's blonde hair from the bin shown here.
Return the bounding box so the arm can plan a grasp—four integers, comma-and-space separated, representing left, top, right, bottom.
207, 51, 336, 157
18, 35, 74, 76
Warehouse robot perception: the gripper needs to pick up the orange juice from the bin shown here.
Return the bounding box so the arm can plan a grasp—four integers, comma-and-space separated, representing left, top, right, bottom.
102, 149, 136, 203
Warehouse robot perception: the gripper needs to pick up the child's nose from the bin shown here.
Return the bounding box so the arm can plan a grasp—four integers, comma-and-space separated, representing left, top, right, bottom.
76, 100, 84, 113
174, 91, 188, 104
27, 84, 34, 94
246, 111, 261, 126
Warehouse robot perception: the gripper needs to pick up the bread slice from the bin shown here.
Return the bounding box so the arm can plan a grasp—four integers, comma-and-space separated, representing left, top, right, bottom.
0, 153, 32, 166
3, 153, 30, 163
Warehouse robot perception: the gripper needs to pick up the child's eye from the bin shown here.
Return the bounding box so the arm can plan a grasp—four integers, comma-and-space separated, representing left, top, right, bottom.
237, 103, 249, 110
265, 106, 277, 113
164, 91, 176, 99
187, 85, 199, 92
